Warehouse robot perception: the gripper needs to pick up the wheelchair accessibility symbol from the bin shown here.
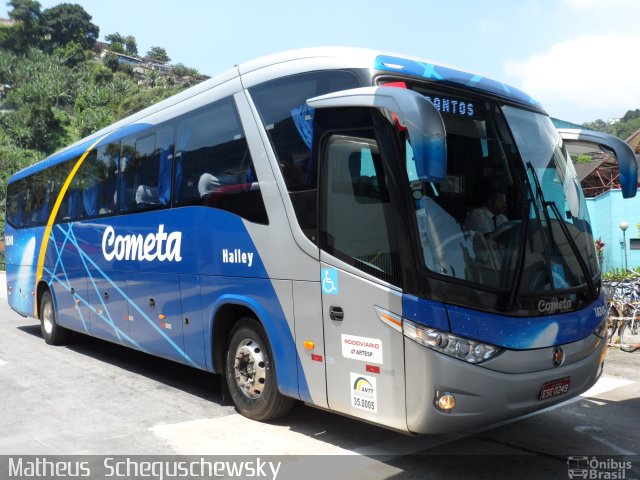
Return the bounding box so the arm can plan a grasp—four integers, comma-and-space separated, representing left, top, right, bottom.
322, 268, 339, 295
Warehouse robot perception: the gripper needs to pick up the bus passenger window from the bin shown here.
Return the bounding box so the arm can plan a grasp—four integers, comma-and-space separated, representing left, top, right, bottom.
94, 143, 119, 216
119, 126, 173, 214
173, 97, 268, 224
74, 143, 119, 219
55, 157, 82, 224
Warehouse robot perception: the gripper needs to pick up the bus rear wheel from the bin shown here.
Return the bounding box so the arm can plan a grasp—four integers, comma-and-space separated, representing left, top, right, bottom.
225, 318, 295, 421
39, 290, 69, 345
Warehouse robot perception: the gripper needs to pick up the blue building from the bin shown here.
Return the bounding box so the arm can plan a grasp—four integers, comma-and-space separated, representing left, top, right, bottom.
587, 189, 640, 272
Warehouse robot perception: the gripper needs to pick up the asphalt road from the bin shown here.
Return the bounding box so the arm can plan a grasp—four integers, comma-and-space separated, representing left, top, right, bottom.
0, 297, 639, 480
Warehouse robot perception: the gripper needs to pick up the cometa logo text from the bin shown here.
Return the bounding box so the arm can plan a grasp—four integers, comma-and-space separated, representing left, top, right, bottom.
102, 225, 182, 262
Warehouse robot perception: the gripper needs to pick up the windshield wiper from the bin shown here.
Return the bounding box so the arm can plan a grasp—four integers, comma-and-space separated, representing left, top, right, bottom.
526, 162, 597, 298
506, 196, 531, 310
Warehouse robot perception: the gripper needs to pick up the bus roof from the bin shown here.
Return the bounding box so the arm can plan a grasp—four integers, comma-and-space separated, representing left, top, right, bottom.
9, 47, 544, 183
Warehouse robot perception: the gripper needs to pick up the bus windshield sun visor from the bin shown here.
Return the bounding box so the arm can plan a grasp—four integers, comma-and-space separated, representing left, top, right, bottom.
558, 128, 638, 199
307, 86, 447, 182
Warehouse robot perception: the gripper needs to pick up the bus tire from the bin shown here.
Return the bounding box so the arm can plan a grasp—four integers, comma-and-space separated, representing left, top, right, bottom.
225, 318, 295, 421
39, 290, 69, 345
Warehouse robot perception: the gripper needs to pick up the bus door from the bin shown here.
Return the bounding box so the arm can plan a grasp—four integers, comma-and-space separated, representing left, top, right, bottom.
309, 86, 447, 429
315, 110, 407, 430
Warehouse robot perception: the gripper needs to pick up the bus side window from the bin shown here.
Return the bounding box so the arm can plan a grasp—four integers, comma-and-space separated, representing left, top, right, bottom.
94, 143, 119, 216
173, 97, 268, 224
320, 133, 401, 286
250, 70, 361, 241
55, 156, 82, 224
6, 181, 22, 228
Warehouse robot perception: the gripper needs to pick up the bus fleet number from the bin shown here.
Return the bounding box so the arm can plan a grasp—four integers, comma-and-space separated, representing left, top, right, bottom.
353, 397, 375, 410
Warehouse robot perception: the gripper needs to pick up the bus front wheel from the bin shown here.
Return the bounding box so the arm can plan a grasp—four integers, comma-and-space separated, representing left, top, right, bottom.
39, 290, 69, 345
225, 318, 295, 421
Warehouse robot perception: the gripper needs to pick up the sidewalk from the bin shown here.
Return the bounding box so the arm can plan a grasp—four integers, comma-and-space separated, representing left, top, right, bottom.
0, 272, 5, 300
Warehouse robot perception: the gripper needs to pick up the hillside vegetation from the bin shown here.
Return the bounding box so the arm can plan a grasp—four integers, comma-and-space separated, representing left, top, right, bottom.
582, 109, 640, 140
0, 0, 204, 233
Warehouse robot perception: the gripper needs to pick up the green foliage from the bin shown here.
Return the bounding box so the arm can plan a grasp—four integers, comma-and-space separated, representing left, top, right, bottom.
41, 3, 99, 50
87, 60, 113, 84
582, 109, 640, 140
116, 84, 187, 118
109, 42, 124, 54
6, 0, 43, 53
621, 109, 640, 123
146, 46, 170, 64
582, 118, 613, 135
102, 51, 119, 72
615, 116, 640, 141
123, 35, 137, 55
104, 32, 125, 44
0, 24, 13, 48
602, 267, 640, 281
571, 154, 593, 164
54, 40, 85, 67
171, 63, 199, 78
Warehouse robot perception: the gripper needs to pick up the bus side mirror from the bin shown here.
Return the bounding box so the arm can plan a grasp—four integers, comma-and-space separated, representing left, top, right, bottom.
307, 86, 447, 182
558, 128, 638, 198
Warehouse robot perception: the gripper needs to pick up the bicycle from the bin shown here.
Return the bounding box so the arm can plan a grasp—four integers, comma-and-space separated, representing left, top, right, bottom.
621, 343, 640, 353
603, 276, 640, 346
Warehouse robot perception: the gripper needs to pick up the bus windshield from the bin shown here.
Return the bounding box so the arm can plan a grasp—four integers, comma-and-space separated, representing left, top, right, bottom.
407, 92, 598, 299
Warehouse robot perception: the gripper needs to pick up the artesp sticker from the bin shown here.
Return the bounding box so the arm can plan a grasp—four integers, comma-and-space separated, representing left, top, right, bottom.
342, 334, 383, 364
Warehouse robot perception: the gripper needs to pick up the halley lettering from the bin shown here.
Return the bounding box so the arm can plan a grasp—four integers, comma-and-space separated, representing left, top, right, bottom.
222, 248, 254, 267
102, 225, 182, 262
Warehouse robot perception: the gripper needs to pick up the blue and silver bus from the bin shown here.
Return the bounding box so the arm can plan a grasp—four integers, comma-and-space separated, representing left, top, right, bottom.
5, 48, 637, 433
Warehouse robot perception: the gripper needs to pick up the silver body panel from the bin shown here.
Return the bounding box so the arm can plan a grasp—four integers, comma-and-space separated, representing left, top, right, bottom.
321, 253, 406, 431
483, 334, 603, 374
405, 336, 606, 434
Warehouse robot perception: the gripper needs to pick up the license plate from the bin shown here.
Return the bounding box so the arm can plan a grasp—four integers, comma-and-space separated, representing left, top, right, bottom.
539, 377, 570, 400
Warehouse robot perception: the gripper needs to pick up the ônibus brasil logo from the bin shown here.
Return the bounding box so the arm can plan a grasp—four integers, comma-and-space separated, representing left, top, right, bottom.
102, 225, 182, 262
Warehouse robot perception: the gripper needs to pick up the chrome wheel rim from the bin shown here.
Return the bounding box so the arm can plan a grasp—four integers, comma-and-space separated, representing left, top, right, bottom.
42, 301, 54, 335
233, 338, 267, 399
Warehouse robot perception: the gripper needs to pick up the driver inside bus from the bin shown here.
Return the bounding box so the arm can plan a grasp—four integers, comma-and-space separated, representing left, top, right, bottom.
464, 189, 508, 235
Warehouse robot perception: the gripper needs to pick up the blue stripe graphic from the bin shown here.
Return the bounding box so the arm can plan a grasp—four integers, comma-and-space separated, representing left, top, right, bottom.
47, 222, 195, 365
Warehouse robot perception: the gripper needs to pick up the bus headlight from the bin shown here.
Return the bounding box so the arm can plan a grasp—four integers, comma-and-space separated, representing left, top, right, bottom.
403, 319, 502, 364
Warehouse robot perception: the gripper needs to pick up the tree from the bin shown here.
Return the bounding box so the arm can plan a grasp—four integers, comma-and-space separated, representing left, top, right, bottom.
109, 42, 124, 54
124, 35, 137, 55
102, 51, 119, 72
105, 32, 125, 45
171, 63, 199, 78
615, 117, 640, 141
582, 118, 613, 135
146, 46, 170, 64
621, 109, 640, 123
41, 3, 99, 50
106, 32, 137, 55
54, 41, 86, 67
6, 0, 43, 52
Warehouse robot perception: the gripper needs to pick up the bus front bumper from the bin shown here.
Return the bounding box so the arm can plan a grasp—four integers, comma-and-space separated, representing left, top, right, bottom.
404, 335, 606, 434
